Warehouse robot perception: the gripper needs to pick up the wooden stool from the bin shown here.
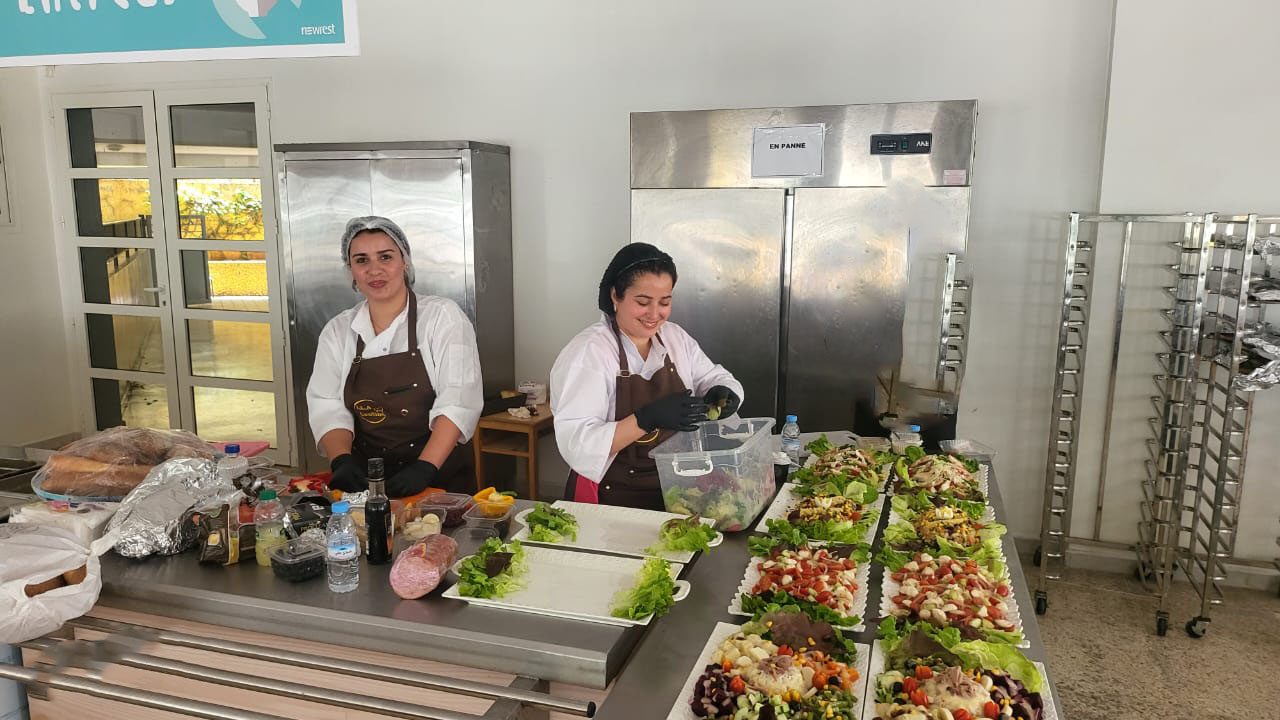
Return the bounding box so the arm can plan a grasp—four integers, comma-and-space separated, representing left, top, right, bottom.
472, 404, 555, 500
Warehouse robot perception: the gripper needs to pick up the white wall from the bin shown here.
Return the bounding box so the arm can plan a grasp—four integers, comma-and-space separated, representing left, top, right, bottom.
0, 67, 75, 445
1, 1, 1116, 520
1085, 0, 1280, 560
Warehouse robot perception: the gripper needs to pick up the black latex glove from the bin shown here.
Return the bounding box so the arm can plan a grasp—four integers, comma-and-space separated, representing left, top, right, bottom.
387, 460, 438, 498
328, 454, 367, 493
634, 390, 708, 433
702, 386, 741, 420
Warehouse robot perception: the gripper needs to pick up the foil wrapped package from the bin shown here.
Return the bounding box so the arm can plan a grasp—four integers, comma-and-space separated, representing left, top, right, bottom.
108, 458, 239, 559
1242, 325, 1280, 361
1234, 359, 1280, 392
1247, 276, 1280, 302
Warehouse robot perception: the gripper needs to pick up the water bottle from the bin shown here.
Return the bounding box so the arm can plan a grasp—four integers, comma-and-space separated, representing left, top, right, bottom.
253, 488, 285, 567
217, 444, 249, 485
326, 500, 360, 593
781, 415, 802, 466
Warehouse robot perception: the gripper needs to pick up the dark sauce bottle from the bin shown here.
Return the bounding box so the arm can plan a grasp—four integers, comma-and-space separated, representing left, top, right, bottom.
365, 458, 392, 565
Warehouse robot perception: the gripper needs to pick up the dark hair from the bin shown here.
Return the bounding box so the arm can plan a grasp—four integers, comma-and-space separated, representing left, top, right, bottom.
597, 244, 678, 315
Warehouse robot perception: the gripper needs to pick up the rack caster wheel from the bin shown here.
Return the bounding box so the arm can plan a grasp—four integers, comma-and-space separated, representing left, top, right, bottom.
1186, 617, 1209, 638
1156, 616, 1169, 636
1034, 591, 1048, 616
1033, 546, 1042, 567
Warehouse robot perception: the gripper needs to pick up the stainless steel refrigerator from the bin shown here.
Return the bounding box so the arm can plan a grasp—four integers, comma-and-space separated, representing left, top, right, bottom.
276, 142, 514, 472
630, 101, 976, 435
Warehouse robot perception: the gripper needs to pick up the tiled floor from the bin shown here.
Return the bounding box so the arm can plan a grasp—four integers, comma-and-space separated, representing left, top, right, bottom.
1029, 560, 1280, 719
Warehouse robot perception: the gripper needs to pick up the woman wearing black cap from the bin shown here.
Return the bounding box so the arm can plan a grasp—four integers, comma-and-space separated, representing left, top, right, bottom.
549, 243, 743, 510
306, 216, 484, 498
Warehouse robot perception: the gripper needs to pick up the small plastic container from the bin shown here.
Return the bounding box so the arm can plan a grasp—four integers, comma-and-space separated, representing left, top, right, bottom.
451, 525, 500, 561
890, 431, 924, 454
395, 506, 447, 556
420, 492, 473, 528
268, 537, 326, 582
463, 503, 513, 537
856, 436, 893, 453
649, 417, 775, 532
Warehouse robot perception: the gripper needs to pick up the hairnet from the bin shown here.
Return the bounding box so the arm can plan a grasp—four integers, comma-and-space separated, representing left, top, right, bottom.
340, 215, 415, 288
597, 242, 677, 315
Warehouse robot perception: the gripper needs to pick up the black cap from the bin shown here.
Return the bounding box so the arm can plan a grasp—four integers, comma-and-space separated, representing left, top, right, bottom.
367, 457, 385, 479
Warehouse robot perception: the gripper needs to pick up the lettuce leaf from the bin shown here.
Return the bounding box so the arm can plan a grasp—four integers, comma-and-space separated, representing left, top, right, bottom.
883, 521, 918, 547
740, 590, 861, 628
456, 538, 527, 599
874, 545, 913, 571
951, 641, 1045, 693
805, 435, 834, 456
610, 557, 677, 620
525, 503, 578, 543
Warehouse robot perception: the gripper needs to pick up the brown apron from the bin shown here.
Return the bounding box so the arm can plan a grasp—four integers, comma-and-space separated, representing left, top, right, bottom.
343, 294, 471, 496
597, 323, 688, 511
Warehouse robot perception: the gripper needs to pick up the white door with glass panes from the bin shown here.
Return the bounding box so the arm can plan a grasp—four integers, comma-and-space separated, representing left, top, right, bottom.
53, 89, 294, 464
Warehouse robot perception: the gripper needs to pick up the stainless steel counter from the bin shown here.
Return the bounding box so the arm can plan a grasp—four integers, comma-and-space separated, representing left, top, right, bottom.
597, 463, 1064, 718
96, 502, 642, 690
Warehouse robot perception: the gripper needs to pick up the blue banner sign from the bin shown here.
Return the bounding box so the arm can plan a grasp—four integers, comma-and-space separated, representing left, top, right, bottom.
1, 0, 358, 67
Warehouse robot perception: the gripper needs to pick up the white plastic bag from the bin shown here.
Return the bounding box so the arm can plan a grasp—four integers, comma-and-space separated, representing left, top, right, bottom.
0, 524, 115, 644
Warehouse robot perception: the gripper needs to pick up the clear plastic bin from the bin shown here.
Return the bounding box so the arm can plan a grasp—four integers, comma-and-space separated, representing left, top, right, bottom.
649, 418, 775, 532
463, 503, 513, 537
395, 506, 446, 556
268, 536, 326, 583
420, 492, 473, 528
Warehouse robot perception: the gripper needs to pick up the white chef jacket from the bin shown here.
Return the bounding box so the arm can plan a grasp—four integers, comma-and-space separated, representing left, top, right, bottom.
550, 317, 744, 483
306, 293, 483, 452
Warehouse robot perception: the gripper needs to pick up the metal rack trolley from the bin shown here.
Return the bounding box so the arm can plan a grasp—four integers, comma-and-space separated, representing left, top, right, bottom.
1034, 212, 1211, 621
1178, 214, 1280, 638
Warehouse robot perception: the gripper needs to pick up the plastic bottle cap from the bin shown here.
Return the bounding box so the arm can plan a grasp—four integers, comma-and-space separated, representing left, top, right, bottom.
259, 488, 277, 501
225, 443, 240, 455
909, 425, 921, 432
785, 415, 798, 423
331, 500, 350, 514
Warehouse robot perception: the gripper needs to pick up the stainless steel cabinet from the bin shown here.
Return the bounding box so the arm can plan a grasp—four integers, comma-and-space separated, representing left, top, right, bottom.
276, 143, 513, 471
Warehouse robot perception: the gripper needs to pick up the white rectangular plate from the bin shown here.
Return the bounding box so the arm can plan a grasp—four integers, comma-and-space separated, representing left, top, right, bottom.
728, 552, 871, 631
442, 545, 687, 626
877, 565, 1028, 648
666, 621, 870, 720
862, 641, 1058, 720
509, 500, 721, 564
754, 483, 886, 538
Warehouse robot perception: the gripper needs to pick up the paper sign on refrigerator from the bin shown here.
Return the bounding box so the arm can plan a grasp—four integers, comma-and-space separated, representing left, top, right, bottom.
751, 124, 825, 178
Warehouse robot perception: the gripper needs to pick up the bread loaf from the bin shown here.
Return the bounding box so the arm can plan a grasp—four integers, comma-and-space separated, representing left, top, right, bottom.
24, 574, 66, 597
38, 427, 215, 497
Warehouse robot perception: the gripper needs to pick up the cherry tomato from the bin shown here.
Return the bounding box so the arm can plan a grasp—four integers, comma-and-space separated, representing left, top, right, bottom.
954, 710, 971, 720
729, 676, 746, 694
902, 677, 918, 693
915, 665, 934, 680
777, 645, 794, 656
812, 672, 828, 690
984, 701, 1000, 718
909, 689, 929, 707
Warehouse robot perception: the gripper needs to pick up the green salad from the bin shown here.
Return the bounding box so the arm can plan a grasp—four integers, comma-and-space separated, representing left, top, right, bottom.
645, 514, 719, 554
456, 538, 528, 599
525, 503, 578, 543
610, 557, 679, 620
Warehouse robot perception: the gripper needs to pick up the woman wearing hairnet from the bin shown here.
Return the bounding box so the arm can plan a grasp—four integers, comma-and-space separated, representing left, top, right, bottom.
306, 216, 483, 497
550, 243, 743, 510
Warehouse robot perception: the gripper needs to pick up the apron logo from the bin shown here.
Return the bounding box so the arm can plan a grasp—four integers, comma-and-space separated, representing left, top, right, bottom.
354, 399, 387, 425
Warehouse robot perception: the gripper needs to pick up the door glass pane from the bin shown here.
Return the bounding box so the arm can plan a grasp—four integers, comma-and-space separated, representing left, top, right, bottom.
87, 314, 165, 373
188, 320, 273, 382
73, 179, 153, 237
170, 103, 258, 168
177, 179, 263, 240
80, 247, 159, 306
91, 377, 169, 430
180, 250, 269, 311
193, 387, 276, 446
67, 107, 147, 168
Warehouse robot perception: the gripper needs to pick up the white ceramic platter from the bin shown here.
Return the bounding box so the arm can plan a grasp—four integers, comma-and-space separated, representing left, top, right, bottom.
510, 500, 722, 564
